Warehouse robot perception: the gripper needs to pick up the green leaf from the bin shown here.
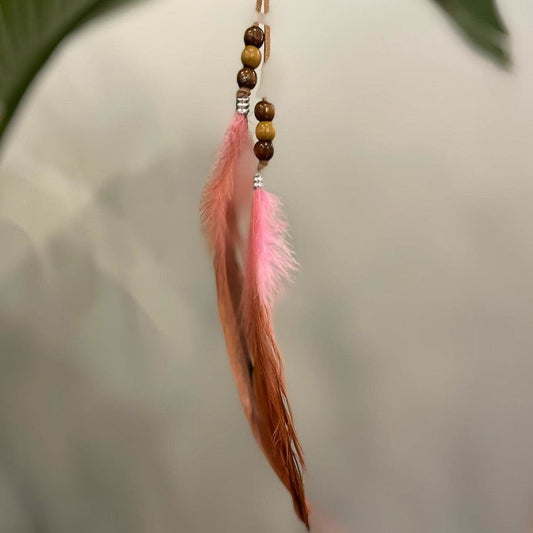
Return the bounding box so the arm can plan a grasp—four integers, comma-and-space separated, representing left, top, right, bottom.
455, 0, 507, 32
432, 0, 510, 66
0, 0, 137, 143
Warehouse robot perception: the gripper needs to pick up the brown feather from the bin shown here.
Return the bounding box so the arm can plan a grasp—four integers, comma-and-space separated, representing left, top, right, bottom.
242, 288, 310, 529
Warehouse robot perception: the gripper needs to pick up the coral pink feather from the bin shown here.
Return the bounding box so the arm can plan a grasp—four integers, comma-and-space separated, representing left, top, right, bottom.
201, 113, 250, 251
200, 112, 254, 422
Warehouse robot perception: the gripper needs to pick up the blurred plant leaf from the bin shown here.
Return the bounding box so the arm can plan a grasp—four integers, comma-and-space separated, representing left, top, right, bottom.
432, 0, 510, 65
0, 0, 138, 143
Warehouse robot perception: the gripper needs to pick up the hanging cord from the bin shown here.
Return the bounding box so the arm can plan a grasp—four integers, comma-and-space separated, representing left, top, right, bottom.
255, 0, 271, 171
255, 0, 270, 63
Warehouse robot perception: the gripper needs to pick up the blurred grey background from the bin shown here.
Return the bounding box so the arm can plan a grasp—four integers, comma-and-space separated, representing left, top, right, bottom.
0, 0, 532, 531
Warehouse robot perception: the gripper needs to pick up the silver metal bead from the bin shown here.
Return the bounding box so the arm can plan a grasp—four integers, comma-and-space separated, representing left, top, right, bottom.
253, 172, 264, 189
236, 96, 250, 115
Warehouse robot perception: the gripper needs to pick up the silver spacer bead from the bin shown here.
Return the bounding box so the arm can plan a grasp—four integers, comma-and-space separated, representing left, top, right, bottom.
236, 96, 250, 115
253, 172, 264, 189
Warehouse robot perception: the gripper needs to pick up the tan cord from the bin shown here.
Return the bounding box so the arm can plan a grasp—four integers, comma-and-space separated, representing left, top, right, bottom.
255, 0, 270, 63
255, 0, 269, 13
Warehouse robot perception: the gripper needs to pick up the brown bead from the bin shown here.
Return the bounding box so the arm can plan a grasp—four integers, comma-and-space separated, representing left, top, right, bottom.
254, 141, 274, 161
254, 99, 275, 121
244, 25, 264, 48
237, 68, 257, 89
241, 46, 262, 68
255, 121, 276, 141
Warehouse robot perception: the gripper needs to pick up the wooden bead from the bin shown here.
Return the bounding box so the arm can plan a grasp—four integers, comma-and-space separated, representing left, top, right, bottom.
254, 100, 275, 121
254, 141, 274, 161
255, 121, 276, 141
244, 26, 264, 48
237, 68, 257, 89
241, 46, 262, 68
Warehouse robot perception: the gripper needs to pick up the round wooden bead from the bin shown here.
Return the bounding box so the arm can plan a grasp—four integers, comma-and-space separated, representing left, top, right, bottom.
244, 26, 264, 48
255, 121, 276, 141
241, 46, 262, 69
254, 100, 275, 121
237, 68, 257, 89
254, 141, 274, 161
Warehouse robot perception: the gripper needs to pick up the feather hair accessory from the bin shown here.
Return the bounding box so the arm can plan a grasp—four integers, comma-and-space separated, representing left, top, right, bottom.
242, 178, 308, 527
200, 4, 309, 528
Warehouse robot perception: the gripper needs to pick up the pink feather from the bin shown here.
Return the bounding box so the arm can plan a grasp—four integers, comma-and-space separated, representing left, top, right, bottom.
246, 188, 298, 307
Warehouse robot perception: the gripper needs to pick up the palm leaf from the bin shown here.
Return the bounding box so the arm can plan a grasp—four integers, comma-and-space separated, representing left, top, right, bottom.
0, 0, 138, 143
432, 0, 510, 66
